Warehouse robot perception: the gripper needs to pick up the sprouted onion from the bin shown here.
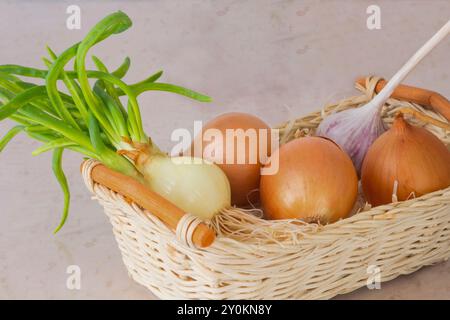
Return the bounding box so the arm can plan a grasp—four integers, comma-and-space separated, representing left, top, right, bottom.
121, 144, 231, 220
0, 11, 231, 231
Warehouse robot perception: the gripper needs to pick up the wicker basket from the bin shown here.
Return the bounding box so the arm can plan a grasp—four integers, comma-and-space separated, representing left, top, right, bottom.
82, 77, 450, 300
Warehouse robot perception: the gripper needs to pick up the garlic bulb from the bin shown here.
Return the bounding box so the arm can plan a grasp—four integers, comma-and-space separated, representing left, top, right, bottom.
316, 105, 386, 174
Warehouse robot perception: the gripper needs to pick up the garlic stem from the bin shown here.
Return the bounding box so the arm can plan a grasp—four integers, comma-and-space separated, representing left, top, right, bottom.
366, 19, 450, 113
317, 20, 449, 174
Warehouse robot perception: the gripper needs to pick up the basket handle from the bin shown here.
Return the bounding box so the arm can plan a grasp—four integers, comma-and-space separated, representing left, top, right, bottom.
356, 77, 450, 122
83, 161, 216, 248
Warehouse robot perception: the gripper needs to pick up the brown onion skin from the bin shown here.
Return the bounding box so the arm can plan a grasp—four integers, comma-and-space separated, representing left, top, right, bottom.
361, 114, 450, 206
191, 112, 271, 206
260, 137, 358, 223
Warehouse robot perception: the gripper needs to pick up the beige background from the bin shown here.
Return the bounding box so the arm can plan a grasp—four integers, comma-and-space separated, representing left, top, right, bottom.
0, 0, 449, 299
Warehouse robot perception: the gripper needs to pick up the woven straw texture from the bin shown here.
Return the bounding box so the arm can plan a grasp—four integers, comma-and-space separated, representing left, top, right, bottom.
82, 77, 450, 300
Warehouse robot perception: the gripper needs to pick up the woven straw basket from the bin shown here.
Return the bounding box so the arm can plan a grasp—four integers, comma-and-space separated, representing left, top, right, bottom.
82, 77, 450, 300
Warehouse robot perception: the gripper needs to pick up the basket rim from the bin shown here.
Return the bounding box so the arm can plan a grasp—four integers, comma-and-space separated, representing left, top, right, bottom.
86, 173, 450, 249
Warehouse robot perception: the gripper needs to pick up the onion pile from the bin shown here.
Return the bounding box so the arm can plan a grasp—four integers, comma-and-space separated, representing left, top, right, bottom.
361, 114, 450, 206
260, 137, 358, 224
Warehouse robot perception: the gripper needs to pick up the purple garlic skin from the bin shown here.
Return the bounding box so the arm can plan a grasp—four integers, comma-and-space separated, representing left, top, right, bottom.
316, 106, 386, 175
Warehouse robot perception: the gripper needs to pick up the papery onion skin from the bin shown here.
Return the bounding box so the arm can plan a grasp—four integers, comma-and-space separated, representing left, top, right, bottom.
361, 114, 450, 206
191, 112, 271, 206
260, 137, 358, 224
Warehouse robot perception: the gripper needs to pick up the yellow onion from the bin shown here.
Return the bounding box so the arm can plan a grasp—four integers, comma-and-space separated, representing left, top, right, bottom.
361, 114, 450, 206
260, 137, 358, 223
191, 112, 271, 206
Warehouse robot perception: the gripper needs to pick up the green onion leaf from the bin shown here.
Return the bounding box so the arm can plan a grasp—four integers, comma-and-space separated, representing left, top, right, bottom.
32, 138, 76, 156
52, 148, 70, 234
0, 125, 25, 152
121, 82, 212, 102
75, 12, 133, 142
132, 70, 163, 86
87, 111, 108, 154
111, 57, 131, 79
92, 55, 127, 118
44, 44, 82, 130
0, 65, 48, 78
46, 46, 90, 125
85, 70, 145, 142
19, 105, 94, 152
0, 56, 132, 80
93, 85, 128, 140
0, 86, 48, 121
